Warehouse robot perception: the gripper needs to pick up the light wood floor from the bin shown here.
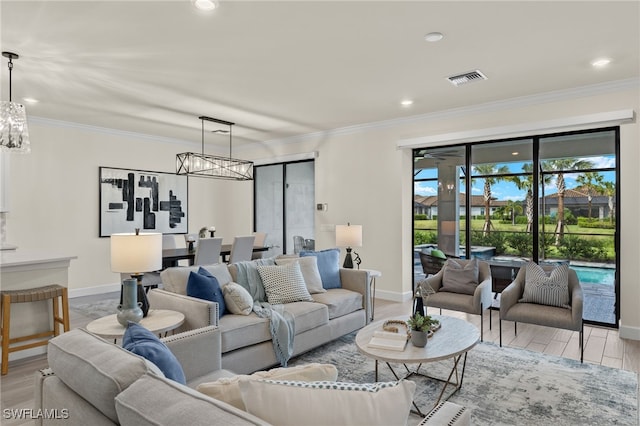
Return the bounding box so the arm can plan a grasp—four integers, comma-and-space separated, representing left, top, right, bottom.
1, 295, 638, 425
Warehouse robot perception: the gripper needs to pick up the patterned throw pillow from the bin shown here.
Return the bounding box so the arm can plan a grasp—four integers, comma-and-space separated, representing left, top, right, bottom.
257, 262, 313, 304
238, 379, 416, 426
520, 262, 570, 308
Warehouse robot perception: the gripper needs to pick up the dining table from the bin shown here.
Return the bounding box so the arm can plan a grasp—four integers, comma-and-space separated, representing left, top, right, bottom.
162, 245, 268, 268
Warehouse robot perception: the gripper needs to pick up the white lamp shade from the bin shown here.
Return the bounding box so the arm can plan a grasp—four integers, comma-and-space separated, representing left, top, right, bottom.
111, 232, 162, 273
335, 224, 362, 248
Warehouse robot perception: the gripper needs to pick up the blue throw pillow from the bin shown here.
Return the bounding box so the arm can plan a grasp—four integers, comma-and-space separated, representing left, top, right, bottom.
187, 267, 226, 317
299, 248, 342, 289
122, 322, 186, 384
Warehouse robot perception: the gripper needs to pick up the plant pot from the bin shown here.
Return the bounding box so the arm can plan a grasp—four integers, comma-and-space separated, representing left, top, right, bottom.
411, 330, 428, 348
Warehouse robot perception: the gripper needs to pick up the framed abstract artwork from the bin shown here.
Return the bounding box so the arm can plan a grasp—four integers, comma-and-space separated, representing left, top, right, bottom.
99, 167, 188, 237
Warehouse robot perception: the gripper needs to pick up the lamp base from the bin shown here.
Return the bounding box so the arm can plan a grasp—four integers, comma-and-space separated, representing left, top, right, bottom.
343, 247, 354, 269
119, 274, 150, 317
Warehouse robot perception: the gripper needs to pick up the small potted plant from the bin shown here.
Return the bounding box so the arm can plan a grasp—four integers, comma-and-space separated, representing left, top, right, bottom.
407, 312, 438, 348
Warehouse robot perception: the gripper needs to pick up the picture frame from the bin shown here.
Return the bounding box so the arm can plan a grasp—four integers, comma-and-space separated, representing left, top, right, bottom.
99, 167, 188, 237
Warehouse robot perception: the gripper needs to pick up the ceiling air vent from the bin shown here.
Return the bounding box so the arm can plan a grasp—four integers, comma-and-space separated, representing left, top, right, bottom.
447, 70, 487, 86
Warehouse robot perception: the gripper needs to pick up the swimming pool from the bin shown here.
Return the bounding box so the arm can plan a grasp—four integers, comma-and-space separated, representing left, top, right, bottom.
571, 265, 616, 286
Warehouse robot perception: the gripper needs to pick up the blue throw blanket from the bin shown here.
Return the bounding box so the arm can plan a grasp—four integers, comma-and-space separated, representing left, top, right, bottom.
234, 259, 296, 366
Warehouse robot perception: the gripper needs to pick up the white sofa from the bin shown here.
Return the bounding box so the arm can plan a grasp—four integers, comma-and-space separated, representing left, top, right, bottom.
147, 257, 372, 374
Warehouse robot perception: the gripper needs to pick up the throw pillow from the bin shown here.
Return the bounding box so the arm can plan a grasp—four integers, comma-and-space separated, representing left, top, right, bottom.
196, 363, 338, 411
239, 379, 416, 426
520, 262, 571, 308
257, 262, 314, 304
222, 282, 253, 315
186, 268, 226, 317
299, 248, 342, 289
441, 258, 480, 295
430, 249, 447, 259
276, 256, 326, 294
122, 322, 186, 385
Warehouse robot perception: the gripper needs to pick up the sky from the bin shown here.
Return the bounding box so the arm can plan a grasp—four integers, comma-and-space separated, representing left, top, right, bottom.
414, 155, 616, 201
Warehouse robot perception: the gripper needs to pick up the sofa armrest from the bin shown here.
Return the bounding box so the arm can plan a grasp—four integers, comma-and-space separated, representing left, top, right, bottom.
34, 368, 55, 426
161, 326, 222, 383
569, 270, 584, 328
147, 289, 218, 332
340, 268, 371, 320
474, 278, 493, 311
499, 267, 526, 319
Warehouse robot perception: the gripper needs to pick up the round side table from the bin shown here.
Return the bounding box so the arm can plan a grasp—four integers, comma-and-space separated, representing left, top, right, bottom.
86, 309, 185, 340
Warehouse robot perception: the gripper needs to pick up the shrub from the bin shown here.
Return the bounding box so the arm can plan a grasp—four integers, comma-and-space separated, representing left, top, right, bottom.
577, 217, 615, 229
414, 214, 427, 221
471, 231, 508, 256
414, 230, 437, 245
507, 232, 533, 257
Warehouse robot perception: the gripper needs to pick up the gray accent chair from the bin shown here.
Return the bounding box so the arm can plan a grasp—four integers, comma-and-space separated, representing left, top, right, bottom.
418, 259, 493, 341
499, 265, 584, 362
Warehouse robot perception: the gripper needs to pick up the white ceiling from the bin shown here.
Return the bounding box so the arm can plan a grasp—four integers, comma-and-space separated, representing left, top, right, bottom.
1, 1, 638, 152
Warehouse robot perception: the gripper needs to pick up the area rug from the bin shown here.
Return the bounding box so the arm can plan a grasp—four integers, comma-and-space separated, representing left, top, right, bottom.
288, 333, 638, 426
70, 298, 120, 320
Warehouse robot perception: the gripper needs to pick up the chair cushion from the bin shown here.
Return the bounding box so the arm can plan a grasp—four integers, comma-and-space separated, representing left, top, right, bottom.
239, 379, 416, 426
187, 267, 226, 317
299, 248, 342, 289
223, 282, 254, 315
276, 256, 326, 294
441, 259, 479, 295
122, 322, 186, 384
196, 363, 338, 411
282, 301, 329, 333
520, 262, 570, 308
219, 313, 271, 353
257, 262, 314, 304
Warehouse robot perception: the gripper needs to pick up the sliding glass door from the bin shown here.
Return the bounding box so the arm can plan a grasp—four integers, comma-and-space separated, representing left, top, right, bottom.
413, 128, 619, 327
254, 160, 315, 255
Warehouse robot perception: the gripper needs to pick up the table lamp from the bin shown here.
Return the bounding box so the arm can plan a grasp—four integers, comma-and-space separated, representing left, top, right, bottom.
111, 230, 162, 317
335, 223, 362, 269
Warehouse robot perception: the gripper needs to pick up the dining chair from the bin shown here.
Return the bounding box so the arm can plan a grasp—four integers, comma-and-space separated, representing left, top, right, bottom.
162, 234, 177, 250
251, 232, 268, 260
194, 237, 223, 265
228, 235, 256, 264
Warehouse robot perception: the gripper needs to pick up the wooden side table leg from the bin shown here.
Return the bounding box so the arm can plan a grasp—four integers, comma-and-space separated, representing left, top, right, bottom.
1, 294, 11, 375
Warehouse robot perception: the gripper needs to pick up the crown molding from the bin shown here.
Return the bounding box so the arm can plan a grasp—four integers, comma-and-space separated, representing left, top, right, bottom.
249, 78, 639, 149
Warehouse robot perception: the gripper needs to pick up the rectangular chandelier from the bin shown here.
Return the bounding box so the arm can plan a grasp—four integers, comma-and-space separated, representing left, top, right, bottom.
176, 152, 253, 180
176, 116, 253, 181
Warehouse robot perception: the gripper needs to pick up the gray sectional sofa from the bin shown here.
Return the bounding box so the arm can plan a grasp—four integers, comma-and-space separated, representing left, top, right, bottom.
35, 326, 269, 425
147, 256, 372, 374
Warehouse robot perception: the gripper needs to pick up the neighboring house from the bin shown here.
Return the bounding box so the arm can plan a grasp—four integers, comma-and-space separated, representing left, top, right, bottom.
414, 194, 507, 218
541, 187, 615, 220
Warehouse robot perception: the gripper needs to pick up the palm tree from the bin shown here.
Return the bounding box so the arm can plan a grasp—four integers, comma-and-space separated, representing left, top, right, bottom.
473, 164, 509, 235
576, 172, 604, 219
506, 163, 552, 233
600, 181, 616, 224
543, 158, 594, 244
502, 200, 523, 225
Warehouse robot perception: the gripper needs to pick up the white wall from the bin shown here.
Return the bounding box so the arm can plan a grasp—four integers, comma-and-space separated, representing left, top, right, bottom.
4, 123, 254, 295
3, 83, 639, 338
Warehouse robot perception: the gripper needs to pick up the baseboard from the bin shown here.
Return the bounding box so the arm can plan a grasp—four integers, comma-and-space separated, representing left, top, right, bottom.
69, 282, 121, 298
619, 322, 640, 341
374, 289, 413, 303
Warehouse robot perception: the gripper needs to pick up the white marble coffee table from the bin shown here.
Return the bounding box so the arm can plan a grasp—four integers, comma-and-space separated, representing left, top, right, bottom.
86, 309, 185, 340
355, 314, 479, 416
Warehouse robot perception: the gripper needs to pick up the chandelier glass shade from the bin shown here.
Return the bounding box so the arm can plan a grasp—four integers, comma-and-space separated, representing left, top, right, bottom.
176, 116, 253, 181
1, 52, 30, 153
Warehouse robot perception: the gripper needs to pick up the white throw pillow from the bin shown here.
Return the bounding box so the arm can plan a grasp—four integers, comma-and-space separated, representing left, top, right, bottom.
256, 262, 313, 304
239, 379, 416, 426
196, 363, 338, 411
222, 282, 253, 315
520, 262, 571, 308
276, 256, 326, 294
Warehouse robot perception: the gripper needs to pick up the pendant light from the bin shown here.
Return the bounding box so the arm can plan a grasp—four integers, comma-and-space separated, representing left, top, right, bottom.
1, 52, 30, 153
176, 116, 253, 181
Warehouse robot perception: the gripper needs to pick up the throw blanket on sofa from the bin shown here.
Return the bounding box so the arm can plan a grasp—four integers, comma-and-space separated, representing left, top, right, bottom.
235, 260, 296, 366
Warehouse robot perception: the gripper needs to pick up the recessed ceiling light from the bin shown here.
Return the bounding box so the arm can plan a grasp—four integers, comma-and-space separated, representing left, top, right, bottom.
401, 99, 414, 107
512, 151, 519, 156
591, 58, 611, 68
193, 0, 218, 11
23, 97, 39, 104
424, 32, 444, 42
